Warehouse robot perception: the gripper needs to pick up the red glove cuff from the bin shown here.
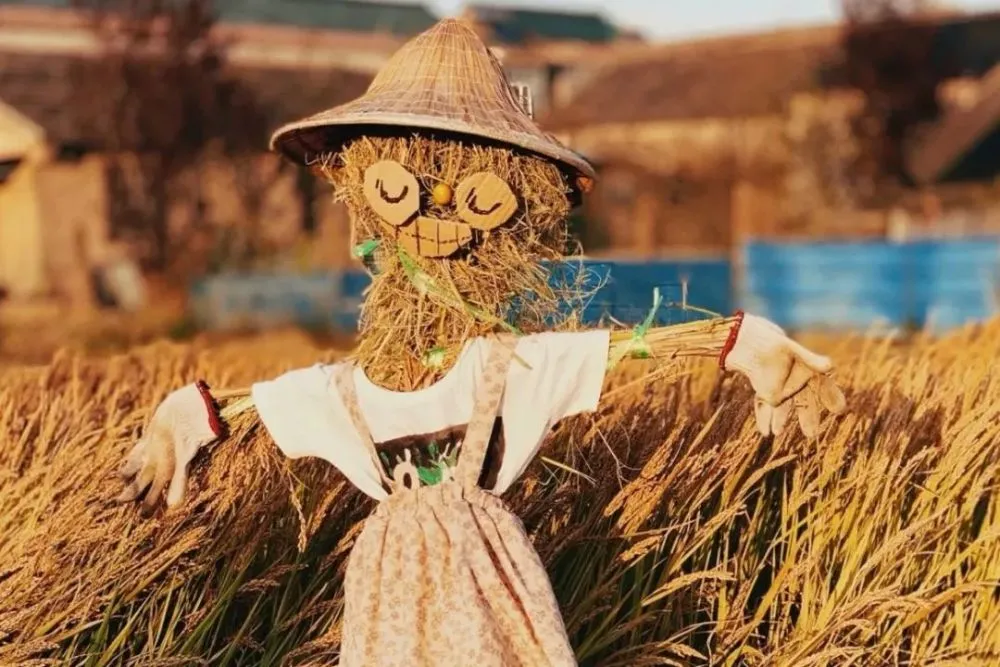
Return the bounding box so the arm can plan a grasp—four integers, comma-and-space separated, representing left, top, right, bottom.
719, 310, 745, 369
195, 380, 225, 438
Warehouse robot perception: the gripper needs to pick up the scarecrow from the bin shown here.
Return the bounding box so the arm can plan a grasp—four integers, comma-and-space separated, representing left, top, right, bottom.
118, 19, 847, 667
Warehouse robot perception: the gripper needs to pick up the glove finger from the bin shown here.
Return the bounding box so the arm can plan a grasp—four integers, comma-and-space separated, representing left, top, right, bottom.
776, 359, 820, 404
117, 463, 155, 503
166, 461, 189, 510
770, 400, 792, 437
752, 351, 812, 406
119, 439, 146, 480
754, 397, 772, 436
785, 338, 834, 374
796, 386, 821, 438
818, 375, 847, 415
166, 441, 200, 509
143, 447, 175, 512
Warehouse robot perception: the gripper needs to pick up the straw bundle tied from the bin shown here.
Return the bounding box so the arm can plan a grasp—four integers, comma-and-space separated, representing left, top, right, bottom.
193, 307, 742, 411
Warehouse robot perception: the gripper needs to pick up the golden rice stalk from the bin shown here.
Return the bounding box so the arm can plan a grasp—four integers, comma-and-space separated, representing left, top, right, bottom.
0, 321, 997, 665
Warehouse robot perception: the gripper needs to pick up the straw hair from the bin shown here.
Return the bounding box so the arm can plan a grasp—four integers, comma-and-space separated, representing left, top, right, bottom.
269, 18, 596, 185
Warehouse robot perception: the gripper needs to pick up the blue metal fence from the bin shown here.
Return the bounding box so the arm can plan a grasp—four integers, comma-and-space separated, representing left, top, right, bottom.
742, 238, 1000, 331
569, 259, 732, 325
188, 238, 1000, 333
190, 272, 346, 330
189, 258, 733, 331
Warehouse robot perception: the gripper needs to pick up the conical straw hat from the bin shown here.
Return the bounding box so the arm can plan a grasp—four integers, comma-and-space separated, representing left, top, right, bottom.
269, 18, 596, 183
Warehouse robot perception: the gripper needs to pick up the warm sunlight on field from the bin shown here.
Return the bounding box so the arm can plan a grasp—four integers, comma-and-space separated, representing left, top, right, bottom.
0, 323, 998, 666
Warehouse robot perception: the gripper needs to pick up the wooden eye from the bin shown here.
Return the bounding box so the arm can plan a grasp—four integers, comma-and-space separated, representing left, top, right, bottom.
454, 172, 518, 231
363, 161, 420, 226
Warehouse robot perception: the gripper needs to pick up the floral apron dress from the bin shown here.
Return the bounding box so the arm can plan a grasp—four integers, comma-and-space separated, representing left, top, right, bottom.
332, 335, 577, 666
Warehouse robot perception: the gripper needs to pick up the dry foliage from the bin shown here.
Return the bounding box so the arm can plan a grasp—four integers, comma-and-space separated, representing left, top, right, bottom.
0, 323, 999, 666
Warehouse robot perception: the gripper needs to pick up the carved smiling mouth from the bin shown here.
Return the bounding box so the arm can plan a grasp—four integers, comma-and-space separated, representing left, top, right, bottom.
387, 216, 474, 258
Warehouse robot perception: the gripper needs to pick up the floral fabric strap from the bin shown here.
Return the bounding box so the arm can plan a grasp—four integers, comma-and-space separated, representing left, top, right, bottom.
455, 334, 518, 492
333, 365, 396, 491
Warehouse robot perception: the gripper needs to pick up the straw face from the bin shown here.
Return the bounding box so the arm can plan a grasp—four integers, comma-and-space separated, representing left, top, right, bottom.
270, 19, 596, 181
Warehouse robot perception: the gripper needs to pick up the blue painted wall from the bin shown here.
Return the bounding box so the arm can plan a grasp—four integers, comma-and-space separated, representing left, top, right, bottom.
190, 258, 733, 331
188, 238, 1000, 333
560, 259, 732, 325
189, 272, 346, 331
742, 238, 1000, 331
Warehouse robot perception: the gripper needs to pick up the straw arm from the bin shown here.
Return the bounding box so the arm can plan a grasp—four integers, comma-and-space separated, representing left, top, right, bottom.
213, 387, 253, 402
607, 315, 743, 367
200, 387, 255, 422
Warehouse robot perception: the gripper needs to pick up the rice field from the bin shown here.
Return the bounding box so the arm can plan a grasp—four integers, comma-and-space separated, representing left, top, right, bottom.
0, 321, 998, 666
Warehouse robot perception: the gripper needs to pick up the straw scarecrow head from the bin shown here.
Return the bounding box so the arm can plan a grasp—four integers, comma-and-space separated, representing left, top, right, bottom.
271, 19, 596, 390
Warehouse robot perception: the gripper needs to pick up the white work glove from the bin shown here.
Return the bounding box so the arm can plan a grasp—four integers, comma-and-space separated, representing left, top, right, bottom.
118, 381, 223, 511
721, 313, 847, 437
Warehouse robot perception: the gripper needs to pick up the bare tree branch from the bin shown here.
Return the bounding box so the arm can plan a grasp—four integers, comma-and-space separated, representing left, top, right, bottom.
71, 0, 279, 273
840, 0, 957, 201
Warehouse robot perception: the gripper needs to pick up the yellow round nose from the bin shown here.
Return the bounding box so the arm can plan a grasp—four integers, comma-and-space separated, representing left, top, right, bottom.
432, 182, 453, 206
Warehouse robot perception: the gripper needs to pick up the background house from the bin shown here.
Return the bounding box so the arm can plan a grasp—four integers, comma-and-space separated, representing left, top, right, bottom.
0, 0, 396, 306
543, 10, 1000, 259
543, 25, 846, 257
3, 0, 1000, 330
461, 4, 637, 114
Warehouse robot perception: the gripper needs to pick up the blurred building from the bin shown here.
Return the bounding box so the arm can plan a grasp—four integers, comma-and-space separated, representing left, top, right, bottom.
545, 25, 854, 257
5, 0, 999, 310
216, 0, 437, 37
543, 11, 1000, 258
461, 4, 639, 116
0, 0, 641, 308
463, 4, 618, 45
0, 0, 414, 305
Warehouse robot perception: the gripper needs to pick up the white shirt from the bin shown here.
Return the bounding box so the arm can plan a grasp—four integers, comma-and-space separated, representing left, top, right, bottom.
251, 330, 609, 499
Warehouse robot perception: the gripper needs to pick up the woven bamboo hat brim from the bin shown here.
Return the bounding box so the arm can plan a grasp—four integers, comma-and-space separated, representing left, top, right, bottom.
269, 18, 596, 182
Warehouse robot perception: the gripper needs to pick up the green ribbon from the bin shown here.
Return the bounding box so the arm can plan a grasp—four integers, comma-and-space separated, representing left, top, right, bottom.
396, 246, 523, 336
352, 239, 380, 259
346, 240, 533, 369
633, 286, 663, 357
607, 287, 663, 369
350, 241, 521, 335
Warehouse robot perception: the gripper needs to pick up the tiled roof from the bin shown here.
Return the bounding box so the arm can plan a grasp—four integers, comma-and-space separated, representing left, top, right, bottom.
543, 11, 1000, 130
543, 33, 842, 128
465, 4, 618, 44
0, 50, 372, 149
236, 65, 372, 128
0, 0, 439, 36
215, 0, 438, 36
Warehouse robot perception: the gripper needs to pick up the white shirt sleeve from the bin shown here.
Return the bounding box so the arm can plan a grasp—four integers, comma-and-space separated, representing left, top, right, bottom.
251, 362, 388, 500
493, 329, 609, 493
